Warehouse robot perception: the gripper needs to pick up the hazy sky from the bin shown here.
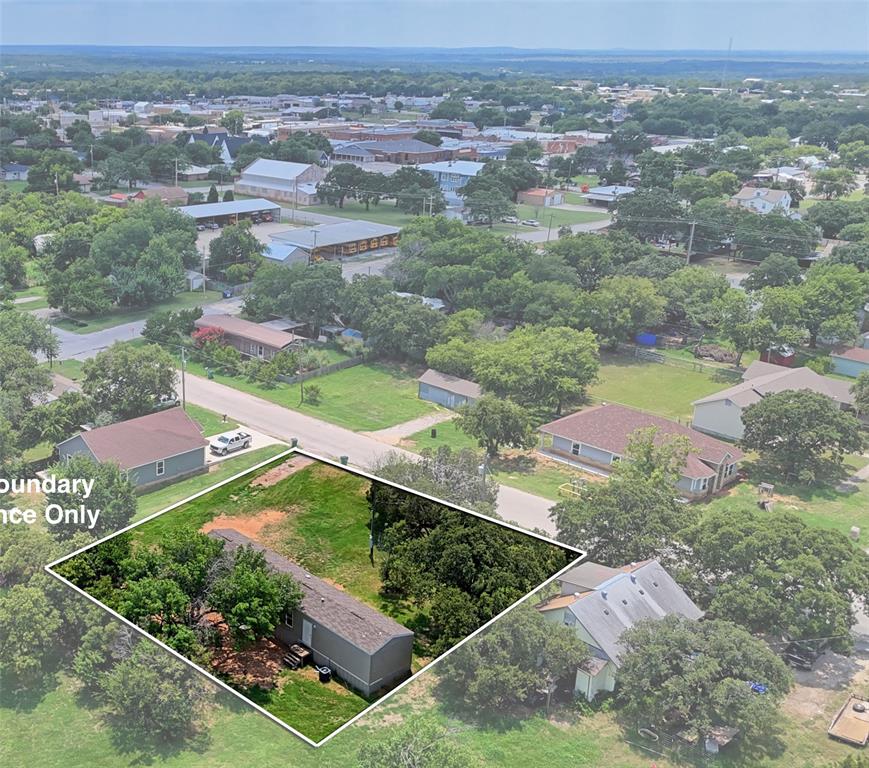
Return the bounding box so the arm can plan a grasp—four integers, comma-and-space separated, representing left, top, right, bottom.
1, 0, 867, 51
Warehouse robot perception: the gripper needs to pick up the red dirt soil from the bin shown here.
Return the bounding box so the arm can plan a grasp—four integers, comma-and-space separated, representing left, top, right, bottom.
205, 611, 286, 690
252, 456, 315, 488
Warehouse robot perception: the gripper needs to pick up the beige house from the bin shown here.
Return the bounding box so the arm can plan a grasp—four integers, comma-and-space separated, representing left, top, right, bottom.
537, 560, 703, 701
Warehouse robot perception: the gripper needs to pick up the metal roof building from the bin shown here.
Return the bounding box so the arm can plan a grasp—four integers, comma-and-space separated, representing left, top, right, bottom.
178, 198, 281, 221
270, 220, 400, 260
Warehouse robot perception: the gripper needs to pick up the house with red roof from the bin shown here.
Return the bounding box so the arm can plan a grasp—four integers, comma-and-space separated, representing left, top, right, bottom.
538, 403, 742, 498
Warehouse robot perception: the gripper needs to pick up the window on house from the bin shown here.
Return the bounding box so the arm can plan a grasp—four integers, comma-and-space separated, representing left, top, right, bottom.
699, 476, 709, 491
155, 460, 165, 477
571, 442, 581, 456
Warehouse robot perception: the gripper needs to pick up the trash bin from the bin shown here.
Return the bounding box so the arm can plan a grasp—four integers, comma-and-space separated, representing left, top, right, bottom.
206, 368, 214, 380
290, 437, 298, 448
430, 427, 437, 439
339, 455, 349, 466
317, 666, 332, 684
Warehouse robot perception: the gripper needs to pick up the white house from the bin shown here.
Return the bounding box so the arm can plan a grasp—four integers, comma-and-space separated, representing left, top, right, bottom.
730, 186, 792, 214
233, 158, 327, 205
537, 560, 703, 701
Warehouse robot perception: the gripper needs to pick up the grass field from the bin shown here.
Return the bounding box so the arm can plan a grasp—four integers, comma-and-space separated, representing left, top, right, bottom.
12, 285, 49, 311
43, 358, 85, 381
133, 444, 288, 521
184, 403, 238, 437
588, 353, 734, 421
704, 464, 869, 544
800, 188, 866, 210
248, 669, 369, 743
300, 200, 417, 227
489, 203, 609, 235
51, 290, 221, 334
0, 180, 27, 193
183, 358, 435, 432
404, 421, 590, 501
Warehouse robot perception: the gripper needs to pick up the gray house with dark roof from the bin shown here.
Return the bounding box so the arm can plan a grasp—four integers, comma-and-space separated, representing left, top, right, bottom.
537, 559, 703, 701
56, 408, 208, 489
208, 529, 414, 697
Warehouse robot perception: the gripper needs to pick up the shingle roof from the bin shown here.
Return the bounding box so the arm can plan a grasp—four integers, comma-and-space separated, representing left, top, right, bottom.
195, 314, 299, 349
693, 364, 854, 407
208, 529, 413, 654
543, 560, 703, 667
418, 369, 482, 400
539, 404, 742, 477
64, 408, 207, 469
732, 186, 790, 203
419, 160, 485, 176
558, 562, 623, 592
222, 135, 268, 157
832, 346, 869, 364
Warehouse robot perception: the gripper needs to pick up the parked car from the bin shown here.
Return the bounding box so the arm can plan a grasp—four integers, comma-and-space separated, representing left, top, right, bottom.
209, 430, 252, 456
154, 394, 180, 410
520, 219, 540, 227
501, 215, 519, 224
207, 222, 219, 230
196, 224, 206, 231
262, 212, 273, 223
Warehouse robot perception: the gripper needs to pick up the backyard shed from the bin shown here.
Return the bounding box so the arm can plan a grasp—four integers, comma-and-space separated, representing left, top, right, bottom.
417, 368, 482, 409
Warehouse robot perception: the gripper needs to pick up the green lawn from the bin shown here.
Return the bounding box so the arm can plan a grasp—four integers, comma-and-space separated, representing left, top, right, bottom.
51, 290, 221, 334
489, 204, 609, 235
0, 180, 27, 193
13, 285, 49, 311
184, 403, 238, 437
300, 200, 417, 227
800, 188, 866, 210
43, 358, 85, 381
588, 353, 735, 421
184, 359, 435, 432
704, 466, 869, 543
133, 445, 288, 521
247, 670, 369, 743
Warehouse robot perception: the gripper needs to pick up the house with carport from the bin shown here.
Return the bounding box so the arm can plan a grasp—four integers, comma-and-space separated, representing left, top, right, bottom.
537, 559, 703, 701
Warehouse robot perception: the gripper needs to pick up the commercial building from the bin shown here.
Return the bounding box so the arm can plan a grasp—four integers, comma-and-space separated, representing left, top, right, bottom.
234, 158, 327, 205
271, 220, 400, 260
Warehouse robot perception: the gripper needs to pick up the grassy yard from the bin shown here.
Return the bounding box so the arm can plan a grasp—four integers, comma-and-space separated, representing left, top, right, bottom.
184, 358, 435, 432
133, 444, 288, 521
12, 284, 49, 311
300, 200, 417, 227
248, 669, 369, 743
704, 466, 869, 544
405, 421, 590, 501
51, 290, 221, 334
588, 353, 735, 421
0, 180, 27, 193
44, 357, 85, 381
800, 188, 866, 210
489, 203, 609, 235
184, 403, 238, 437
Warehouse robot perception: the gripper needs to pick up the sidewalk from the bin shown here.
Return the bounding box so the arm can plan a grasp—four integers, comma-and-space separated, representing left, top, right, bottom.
363, 410, 456, 446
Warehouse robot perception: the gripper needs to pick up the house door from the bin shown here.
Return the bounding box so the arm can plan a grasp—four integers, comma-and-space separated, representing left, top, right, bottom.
302, 619, 312, 646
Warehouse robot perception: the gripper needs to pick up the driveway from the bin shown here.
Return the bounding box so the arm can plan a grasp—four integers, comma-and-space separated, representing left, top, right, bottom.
204, 426, 285, 465
515, 217, 611, 243
181, 372, 557, 535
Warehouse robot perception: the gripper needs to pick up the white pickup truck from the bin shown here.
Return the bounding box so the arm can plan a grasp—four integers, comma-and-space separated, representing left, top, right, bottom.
209, 430, 252, 456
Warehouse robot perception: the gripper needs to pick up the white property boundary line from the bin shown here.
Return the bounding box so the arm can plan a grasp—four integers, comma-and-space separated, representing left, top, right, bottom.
45, 447, 586, 748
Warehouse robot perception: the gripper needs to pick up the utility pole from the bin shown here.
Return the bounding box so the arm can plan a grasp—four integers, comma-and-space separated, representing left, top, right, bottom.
547, 213, 555, 242
686, 220, 696, 264
54, 172, 60, 196
292, 177, 297, 222
201, 251, 207, 294
174, 157, 179, 187
180, 347, 187, 410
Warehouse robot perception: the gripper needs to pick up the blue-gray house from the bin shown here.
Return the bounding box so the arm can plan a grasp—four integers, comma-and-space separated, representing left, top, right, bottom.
56, 408, 208, 489
418, 368, 482, 410
831, 346, 869, 378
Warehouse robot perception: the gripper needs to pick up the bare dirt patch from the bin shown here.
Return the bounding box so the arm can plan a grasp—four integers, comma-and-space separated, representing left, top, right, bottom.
200, 508, 289, 543
205, 612, 285, 690
782, 647, 869, 721
252, 456, 315, 488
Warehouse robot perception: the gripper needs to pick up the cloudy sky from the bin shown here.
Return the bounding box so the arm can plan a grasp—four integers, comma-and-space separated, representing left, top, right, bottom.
2, 0, 867, 51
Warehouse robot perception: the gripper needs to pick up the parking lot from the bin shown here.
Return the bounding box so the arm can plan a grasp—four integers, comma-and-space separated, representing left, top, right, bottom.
195, 220, 299, 253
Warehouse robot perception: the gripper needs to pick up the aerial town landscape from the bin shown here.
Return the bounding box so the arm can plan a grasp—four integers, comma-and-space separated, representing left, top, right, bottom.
2, 1, 869, 766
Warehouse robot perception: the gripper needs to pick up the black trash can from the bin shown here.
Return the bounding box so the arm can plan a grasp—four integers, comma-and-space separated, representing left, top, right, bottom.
318, 666, 332, 684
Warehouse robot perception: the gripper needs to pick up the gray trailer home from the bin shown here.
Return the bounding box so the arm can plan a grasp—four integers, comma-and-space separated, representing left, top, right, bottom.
56, 407, 208, 490
208, 529, 414, 697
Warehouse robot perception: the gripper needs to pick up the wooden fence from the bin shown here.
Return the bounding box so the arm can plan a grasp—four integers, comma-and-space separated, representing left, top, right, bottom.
277, 355, 363, 384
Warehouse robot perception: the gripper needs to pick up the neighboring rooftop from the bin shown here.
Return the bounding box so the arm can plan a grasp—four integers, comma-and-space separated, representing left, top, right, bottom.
418, 368, 483, 400
64, 408, 207, 470
538, 560, 703, 667
240, 158, 317, 179
832, 346, 869, 364
178, 198, 281, 219
195, 314, 300, 348
208, 529, 413, 653
693, 361, 854, 407
418, 160, 486, 176
539, 403, 743, 478
271, 220, 400, 249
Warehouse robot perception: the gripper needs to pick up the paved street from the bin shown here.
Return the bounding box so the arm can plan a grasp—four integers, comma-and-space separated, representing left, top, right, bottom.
181, 372, 557, 534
